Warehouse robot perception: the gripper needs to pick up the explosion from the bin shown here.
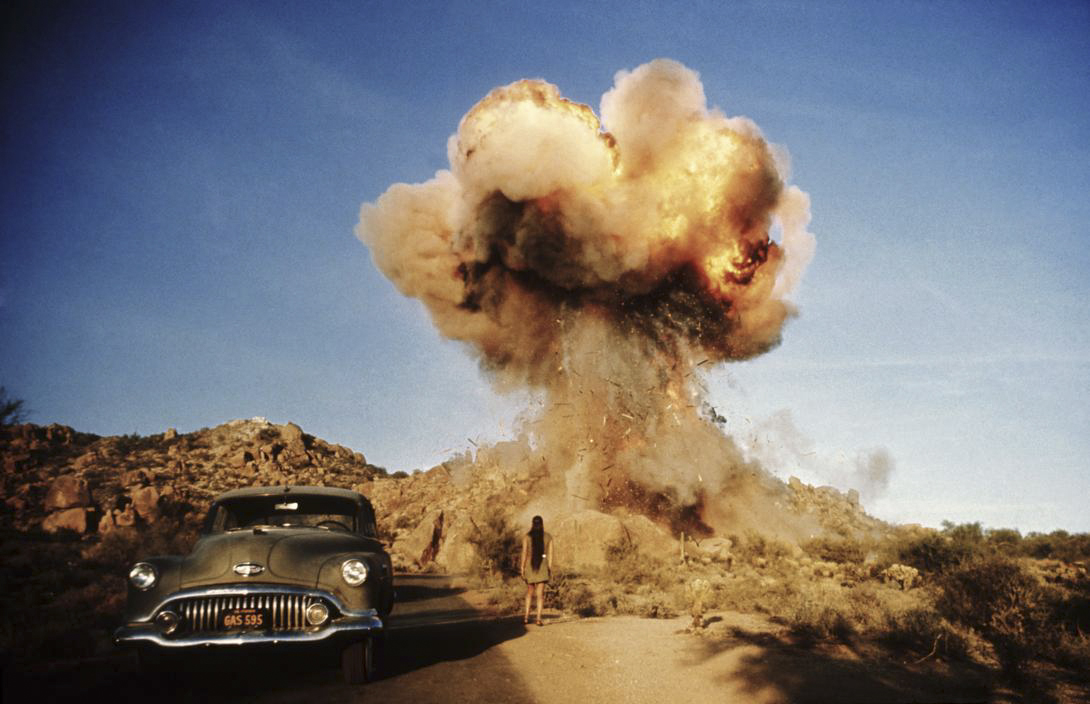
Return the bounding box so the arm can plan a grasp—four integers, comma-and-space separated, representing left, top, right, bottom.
358, 59, 816, 535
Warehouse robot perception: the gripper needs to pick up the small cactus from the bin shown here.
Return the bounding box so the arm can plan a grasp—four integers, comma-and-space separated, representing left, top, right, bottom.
687, 578, 711, 629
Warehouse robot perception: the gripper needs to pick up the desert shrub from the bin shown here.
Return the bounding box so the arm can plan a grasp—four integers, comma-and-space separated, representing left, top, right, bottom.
787, 601, 855, 642
0, 386, 26, 425
734, 531, 792, 564
878, 607, 971, 659
85, 519, 199, 571
114, 432, 161, 455
986, 527, 1023, 550
480, 578, 527, 613
941, 520, 984, 547
1020, 530, 1090, 562
603, 532, 672, 589
802, 536, 866, 564
591, 588, 678, 619
635, 591, 677, 619
936, 556, 1054, 673
0, 529, 125, 662
547, 569, 600, 616
884, 531, 970, 575
937, 557, 1046, 638
467, 514, 521, 578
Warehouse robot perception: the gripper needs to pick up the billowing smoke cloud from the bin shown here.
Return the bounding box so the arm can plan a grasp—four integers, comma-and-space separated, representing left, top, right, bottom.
358, 59, 816, 534
743, 410, 894, 505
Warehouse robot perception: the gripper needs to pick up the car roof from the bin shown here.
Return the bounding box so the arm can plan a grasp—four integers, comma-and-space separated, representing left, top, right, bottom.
213, 485, 369, 505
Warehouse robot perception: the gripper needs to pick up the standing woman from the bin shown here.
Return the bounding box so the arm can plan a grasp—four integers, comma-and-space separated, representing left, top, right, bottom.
520, 515, 553, 626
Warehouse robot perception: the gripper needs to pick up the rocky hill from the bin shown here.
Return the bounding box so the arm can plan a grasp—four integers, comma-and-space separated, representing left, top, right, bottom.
0, 418, 383, 538
5, 419, 1088, 703
1, 419, 892, 575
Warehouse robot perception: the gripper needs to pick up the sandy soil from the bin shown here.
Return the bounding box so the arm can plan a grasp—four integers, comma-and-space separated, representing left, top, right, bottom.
5, 574, 1085, 704
474, 611, 1003, 704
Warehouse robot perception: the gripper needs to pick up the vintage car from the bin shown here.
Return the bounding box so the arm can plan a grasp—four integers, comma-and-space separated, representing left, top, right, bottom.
114, 485, 394, 683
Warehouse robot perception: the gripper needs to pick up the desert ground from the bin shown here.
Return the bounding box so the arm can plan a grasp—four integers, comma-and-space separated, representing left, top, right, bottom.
7, 573, 1071, 704
4, 422, 1089, 703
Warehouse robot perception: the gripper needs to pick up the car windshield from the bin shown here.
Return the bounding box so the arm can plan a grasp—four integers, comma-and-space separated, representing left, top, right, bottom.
207, 495, 358, 533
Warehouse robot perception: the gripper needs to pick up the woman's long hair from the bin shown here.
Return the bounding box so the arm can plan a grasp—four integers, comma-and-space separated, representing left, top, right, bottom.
529, 515, 544, 570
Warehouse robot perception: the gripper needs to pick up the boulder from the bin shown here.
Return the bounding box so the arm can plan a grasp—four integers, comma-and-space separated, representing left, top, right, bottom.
131, 485, 160, 522
4, 452, 31, 473
98, 511, 116, 534
281, 423, 307, 452
43, 508, 90, 534
433, 513, 479, 573
164, 427, 178, 441
552, 510, 624, 569
122, 468, 151, 487
72, 452, 98, 470
550, 510, 674, 570
396, 510, 445, 566
44, 474, 91, 510
115, 505, 136, 527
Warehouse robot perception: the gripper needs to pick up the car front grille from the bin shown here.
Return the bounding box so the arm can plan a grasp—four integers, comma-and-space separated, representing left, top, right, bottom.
168, 592, 330, 633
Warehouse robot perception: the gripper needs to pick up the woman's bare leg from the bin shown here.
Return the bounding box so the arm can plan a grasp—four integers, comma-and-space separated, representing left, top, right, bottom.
535, 582, 545, 624
523, 583, 533, 622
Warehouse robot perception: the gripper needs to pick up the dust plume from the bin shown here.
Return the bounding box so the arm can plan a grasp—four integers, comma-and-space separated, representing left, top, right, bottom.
357, 59, 816, 535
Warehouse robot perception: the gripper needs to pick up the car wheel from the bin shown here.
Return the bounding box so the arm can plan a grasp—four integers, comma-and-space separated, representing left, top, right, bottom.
341, 636, 374, 684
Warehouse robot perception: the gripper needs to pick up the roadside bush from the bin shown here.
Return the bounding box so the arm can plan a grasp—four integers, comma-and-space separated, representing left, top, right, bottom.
787, 601, 855, 642
884, 530, 974, 575
603, 532, 673, 590
938, 557, 1046, 639
985, 527, 1023, 551
547, 569, 600, 616
1019, 530, 1090, 562
878, 607, 971, 660
802, 536, 866, 564
85, 519, 199, 571
0, 529, 122, 662
467, 514, 520, 578
936, 556, 1052, 673
734, 531, 792, 564
889, 523, 1090, 576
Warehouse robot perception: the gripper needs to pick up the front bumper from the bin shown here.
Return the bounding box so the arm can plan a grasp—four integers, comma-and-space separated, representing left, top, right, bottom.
114, 584, 383, 649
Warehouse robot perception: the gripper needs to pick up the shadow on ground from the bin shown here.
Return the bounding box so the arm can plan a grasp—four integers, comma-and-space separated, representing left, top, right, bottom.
3, 574, 535, 704
690, 627, 1013, 704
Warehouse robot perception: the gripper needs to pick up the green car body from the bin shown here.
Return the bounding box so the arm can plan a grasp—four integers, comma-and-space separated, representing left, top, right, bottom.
114, 486, 394, 682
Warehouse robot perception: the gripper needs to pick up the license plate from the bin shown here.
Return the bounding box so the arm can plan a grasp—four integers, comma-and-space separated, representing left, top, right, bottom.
219, 607, 268, 630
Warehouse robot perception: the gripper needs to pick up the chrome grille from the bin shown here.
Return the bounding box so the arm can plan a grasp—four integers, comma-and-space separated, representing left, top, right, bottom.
169, 592, 327, 633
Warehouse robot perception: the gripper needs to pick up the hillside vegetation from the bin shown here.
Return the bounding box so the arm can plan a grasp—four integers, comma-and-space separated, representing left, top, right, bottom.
2, 419, 1087, 702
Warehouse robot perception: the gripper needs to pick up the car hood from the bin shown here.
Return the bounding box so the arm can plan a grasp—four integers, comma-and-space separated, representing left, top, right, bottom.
181, 528, 376, 588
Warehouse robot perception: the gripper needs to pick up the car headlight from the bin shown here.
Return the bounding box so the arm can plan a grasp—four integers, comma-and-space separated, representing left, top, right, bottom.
128, 562, 158, 591
341, 558, 368, 586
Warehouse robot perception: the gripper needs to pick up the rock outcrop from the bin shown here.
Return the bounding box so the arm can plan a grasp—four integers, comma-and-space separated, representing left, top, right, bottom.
1, 418, 894, 576
0, 419, 386, 538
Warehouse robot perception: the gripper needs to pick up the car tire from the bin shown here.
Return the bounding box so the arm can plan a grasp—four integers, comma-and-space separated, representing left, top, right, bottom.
341, 636, 374, 684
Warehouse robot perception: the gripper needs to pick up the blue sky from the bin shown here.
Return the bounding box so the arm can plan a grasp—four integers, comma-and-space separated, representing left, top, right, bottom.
3, 0, 1088, 532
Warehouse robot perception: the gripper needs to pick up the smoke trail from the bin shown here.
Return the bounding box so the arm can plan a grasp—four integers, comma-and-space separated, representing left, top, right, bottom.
358, 59, 815, 532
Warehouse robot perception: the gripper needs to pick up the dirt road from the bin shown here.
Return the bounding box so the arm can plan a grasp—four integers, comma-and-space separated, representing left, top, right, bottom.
4, 573, 1013, 703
